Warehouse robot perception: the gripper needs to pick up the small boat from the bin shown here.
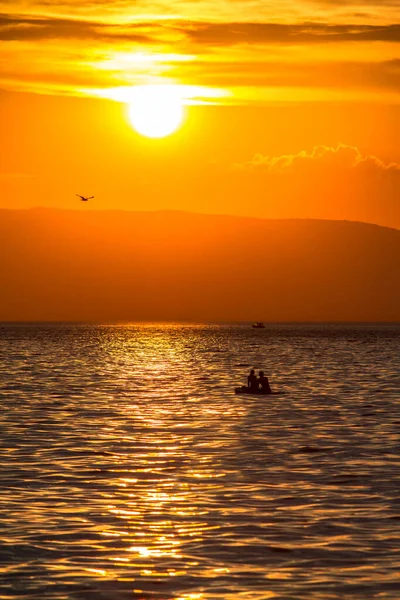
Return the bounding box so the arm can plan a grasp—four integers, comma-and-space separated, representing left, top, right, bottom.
252, 322, 265, 329
235, 387, 282, 396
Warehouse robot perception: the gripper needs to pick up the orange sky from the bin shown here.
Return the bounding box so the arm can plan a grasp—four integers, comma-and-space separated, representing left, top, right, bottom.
1, 1, 400, 228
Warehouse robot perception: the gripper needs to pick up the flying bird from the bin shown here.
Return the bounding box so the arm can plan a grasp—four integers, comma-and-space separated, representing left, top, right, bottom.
76, 194, 94, 202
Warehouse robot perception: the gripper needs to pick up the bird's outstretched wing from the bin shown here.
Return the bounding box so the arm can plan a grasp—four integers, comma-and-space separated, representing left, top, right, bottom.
87, 196, 94, 200
76, 194, 84, 200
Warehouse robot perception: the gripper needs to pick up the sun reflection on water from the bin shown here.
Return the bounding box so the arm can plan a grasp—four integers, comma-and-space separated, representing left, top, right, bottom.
92, 325, 232, 586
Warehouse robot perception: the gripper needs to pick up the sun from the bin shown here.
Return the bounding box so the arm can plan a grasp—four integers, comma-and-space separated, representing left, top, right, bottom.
128, 86, 184, 138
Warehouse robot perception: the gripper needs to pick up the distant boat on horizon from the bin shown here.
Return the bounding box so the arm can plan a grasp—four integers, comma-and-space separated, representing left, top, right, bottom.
252, 322, 265, 329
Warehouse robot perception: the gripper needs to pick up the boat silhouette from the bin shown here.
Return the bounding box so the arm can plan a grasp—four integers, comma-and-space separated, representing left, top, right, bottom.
235, 387, 283, 396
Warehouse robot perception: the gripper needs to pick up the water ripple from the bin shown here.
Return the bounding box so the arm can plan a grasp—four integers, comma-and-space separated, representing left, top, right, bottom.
0, 323, 399, 599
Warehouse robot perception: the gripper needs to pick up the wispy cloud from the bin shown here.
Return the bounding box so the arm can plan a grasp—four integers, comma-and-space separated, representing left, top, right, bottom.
176, 58, 400, 96
0, 13, 156, 42
232, 145, 400, 228
236, 144, 400, 172
311, 0, 400, 5
2, 14, 400, 44
1, 2, 400, 102
178, 22, 400, 46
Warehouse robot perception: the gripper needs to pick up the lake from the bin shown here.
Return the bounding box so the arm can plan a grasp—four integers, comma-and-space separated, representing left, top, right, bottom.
0, 323, 399, 599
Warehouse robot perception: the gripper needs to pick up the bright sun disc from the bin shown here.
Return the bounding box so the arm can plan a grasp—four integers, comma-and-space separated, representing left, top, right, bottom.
128, 86, 184, 138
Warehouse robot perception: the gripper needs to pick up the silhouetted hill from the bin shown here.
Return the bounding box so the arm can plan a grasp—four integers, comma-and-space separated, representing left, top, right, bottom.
0, 208, 399, 322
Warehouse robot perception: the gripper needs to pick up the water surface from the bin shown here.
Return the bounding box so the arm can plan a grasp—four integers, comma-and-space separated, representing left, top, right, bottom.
0, 323, 399, 599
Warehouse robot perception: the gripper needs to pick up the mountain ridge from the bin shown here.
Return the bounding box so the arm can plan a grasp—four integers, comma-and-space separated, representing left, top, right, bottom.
1, 208, 399, 322
2, 207, 399, 233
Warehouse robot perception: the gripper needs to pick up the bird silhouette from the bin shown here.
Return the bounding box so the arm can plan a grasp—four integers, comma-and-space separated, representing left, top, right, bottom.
76, 194, 94, 202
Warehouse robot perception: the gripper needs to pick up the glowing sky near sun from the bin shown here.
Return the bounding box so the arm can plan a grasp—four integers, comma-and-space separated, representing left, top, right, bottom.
2, 0, 400, 104
1, 0, 400, 230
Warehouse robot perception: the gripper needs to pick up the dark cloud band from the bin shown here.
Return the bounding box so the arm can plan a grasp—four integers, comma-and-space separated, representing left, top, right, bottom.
177, 21, 400, 45
1, 14, 400, 44
0, 13, 152, 42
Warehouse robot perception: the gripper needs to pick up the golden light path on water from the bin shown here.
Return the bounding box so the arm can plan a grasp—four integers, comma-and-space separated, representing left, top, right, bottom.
0, 323, 399, 599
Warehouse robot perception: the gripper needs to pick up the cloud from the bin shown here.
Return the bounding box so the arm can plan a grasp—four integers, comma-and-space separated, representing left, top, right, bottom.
4, 0, 400, 13
232, 145, 400, 228
2, 14, 400, 45
237, 144, 400, 173
180, 59, 400, 95
0, 13, 155, 42
311, 0, 400, 5
1, 8, 400, 102
177, 22, 400, 46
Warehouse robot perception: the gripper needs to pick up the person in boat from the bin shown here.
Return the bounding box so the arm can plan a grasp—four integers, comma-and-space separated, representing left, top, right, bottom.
247, 369, 259, 392
258, 371, 271, 394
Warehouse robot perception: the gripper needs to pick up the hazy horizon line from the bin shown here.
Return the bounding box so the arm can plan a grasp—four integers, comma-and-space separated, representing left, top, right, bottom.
1, 320, 399, 326
1, 206, 399, 232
